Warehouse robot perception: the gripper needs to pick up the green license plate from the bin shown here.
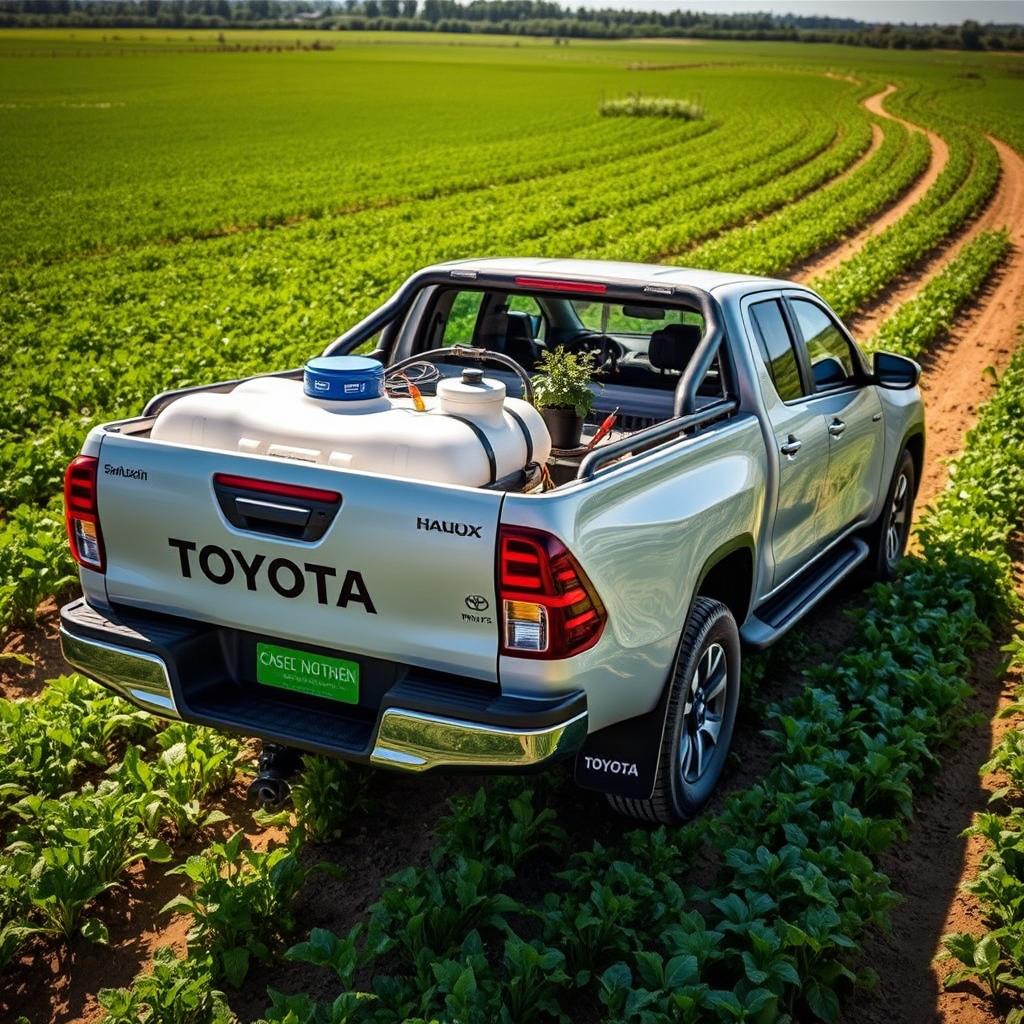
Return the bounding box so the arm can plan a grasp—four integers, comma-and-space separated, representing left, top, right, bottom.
256, 642, 359, 704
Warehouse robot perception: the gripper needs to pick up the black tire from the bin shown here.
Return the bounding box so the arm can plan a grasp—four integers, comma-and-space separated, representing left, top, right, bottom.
865, 448, 916, 581
606, 597, 741, 825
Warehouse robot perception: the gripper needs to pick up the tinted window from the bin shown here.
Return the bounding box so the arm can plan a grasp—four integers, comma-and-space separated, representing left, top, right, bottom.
790, 298, 855, 389
571, 300, 701, 335
749, 300, 804, 402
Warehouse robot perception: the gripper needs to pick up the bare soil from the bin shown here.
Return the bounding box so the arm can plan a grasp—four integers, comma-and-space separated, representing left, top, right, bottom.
1, 598, 64, 700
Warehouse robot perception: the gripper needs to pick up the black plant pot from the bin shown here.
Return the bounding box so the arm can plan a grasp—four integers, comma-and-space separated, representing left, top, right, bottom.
541, 405, 585, 450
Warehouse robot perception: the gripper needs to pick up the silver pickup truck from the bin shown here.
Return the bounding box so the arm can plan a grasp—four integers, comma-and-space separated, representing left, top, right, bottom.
59, 258, 924, 823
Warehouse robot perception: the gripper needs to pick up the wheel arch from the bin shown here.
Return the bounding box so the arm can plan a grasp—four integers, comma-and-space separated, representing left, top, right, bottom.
693, 534, 756, 628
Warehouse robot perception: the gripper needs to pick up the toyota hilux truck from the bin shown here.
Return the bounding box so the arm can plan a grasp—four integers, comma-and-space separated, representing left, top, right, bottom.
59, 258, 924, 823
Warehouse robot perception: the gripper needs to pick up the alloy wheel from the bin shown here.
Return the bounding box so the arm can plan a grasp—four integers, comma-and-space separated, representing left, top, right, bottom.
886, 472, 910, 567
679, 641, 728, 784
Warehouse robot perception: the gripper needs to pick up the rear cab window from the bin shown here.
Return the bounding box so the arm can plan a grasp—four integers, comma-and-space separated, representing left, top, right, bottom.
413, 286, 723, 430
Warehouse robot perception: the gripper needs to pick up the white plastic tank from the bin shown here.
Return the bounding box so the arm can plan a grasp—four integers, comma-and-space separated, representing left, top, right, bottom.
149, 357, 551, 488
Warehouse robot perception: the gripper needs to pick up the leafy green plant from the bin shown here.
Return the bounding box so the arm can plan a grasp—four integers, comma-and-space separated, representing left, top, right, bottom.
116, 722, 238, 839
164, 831, 308, 987
6, 781, 171, 942
0, 673, 156, 814
97, 946, 237, 1024
530, 347, 596, 418
941, 932, 1022, 1000
435, 784, 566, 868
289, 755, 371, 844
261, 926, 377, 1024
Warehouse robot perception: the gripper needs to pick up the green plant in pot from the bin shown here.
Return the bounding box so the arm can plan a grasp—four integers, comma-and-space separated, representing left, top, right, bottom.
532, 346, 596, 450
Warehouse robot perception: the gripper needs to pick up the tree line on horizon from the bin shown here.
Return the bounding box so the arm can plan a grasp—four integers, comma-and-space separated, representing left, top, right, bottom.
1, 0, 1021, 51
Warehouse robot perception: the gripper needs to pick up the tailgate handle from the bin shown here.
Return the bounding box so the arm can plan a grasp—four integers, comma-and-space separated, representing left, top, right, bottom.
213, 473, 341, 542
235, 497, 311, 529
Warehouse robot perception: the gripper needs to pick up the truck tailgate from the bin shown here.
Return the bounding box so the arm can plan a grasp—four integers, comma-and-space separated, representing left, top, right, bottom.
96, 433, 503, 680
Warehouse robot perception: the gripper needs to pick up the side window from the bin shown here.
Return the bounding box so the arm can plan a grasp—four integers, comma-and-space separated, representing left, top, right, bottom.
441, 291, 484, 346
749, 300, 804, 402
789, 298, 856, 390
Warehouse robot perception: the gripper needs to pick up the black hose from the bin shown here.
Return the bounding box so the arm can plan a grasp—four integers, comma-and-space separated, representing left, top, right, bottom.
385, 345, 534, 405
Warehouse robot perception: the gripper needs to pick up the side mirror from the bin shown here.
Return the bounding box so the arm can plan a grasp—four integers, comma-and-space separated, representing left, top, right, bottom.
872, 350, 921, 390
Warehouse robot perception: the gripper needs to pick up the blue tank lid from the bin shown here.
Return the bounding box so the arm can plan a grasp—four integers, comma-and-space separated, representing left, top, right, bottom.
304, 355, 385, 402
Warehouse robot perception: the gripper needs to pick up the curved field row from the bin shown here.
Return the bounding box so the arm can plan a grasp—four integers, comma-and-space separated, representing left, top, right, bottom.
684, 112, 931, 276
887, 134, 1024, 508
610, 112, 873, 263
0, 62, 867, 265
813, 126, 1000, 321
795, 85, 951, 281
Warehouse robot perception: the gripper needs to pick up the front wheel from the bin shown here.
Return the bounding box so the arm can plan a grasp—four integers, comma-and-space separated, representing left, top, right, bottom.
866, 448, 916, 581
607, 597, 740, 824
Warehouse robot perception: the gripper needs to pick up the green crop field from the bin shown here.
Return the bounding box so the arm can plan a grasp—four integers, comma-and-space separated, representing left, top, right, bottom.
1, 25, 1024, 1024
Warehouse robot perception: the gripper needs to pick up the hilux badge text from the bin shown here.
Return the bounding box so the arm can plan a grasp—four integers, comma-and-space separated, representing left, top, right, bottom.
104, 463, 148, 481
417, 516, 482, 538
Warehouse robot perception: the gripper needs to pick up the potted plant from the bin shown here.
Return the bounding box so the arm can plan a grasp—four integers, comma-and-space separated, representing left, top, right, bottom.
532, 346, 596, 449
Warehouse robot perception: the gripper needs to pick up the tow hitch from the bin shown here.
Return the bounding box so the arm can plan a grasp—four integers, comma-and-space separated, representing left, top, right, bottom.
247, 742, 300, 809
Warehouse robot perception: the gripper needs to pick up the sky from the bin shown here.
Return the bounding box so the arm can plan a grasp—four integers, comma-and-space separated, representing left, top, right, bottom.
586, 1, 1024, 24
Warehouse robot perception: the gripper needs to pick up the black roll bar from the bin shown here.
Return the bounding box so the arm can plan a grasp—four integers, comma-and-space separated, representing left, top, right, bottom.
144, 268, 731, 426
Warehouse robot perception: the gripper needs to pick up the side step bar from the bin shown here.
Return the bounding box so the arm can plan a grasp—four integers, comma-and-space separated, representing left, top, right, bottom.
741, 537, 869, 650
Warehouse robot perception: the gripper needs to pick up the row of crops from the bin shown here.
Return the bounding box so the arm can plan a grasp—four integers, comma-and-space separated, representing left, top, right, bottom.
941, 626, 1024, 1007
11, 309, 1019, 1024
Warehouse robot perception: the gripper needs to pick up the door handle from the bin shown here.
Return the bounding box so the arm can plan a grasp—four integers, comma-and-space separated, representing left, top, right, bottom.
780, 435, 802, 458
828, 418, 847, 437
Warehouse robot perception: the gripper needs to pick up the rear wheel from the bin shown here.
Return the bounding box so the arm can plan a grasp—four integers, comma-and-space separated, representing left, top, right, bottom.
607, 597, 740, 824
866, 448, 916, 581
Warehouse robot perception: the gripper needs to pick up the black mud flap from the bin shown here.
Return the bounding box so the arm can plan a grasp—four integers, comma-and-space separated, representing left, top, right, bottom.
573, 678, 674, 800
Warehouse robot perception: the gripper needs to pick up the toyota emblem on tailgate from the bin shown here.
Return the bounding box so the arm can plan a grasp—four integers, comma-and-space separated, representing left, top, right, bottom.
465, 594, 490, 611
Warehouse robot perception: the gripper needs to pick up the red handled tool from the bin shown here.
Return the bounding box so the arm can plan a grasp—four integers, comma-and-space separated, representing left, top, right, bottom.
585, 408, 619, 451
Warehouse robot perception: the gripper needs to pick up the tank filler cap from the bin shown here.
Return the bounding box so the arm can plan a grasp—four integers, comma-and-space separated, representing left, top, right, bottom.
304, 356, 385, 402
461, 368, 485, 386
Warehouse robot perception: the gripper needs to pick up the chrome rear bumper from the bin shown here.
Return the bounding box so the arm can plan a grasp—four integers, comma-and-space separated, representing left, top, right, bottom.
370, 707, 587, 771
61, 627, 180, 718
59, 599, 587, 774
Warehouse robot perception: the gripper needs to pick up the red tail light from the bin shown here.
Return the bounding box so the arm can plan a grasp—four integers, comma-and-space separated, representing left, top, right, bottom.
498, 525, 606, 659
64, 455, 105, 573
